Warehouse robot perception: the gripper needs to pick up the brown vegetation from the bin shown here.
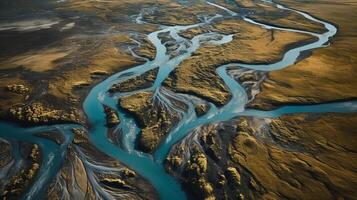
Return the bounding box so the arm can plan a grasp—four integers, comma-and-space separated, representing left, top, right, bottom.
109, 69, 158, 93
166, 113, 357, 200
1, 144, 41, 199
119, 92, 181, 152
250, 0, 357, 109
165, 18, 314, 106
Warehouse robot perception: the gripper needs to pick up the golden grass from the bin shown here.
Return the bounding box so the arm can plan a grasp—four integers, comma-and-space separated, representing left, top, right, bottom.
0, 76, 31, 116
214, 0, 326, 33
166, 19, 314, 106
229, 114, 357, 199
0, 48, 70, 72
251, 0, 357, 109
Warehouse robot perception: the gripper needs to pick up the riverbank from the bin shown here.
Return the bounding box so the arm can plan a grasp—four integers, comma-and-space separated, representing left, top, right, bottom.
163, 8, 317, 107
166, 113, 357, 199
0, 0, 161, 125
249, 0, 357, 110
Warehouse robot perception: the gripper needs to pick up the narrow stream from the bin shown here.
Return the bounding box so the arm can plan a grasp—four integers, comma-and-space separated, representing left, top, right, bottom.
0, 1, 356, 200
